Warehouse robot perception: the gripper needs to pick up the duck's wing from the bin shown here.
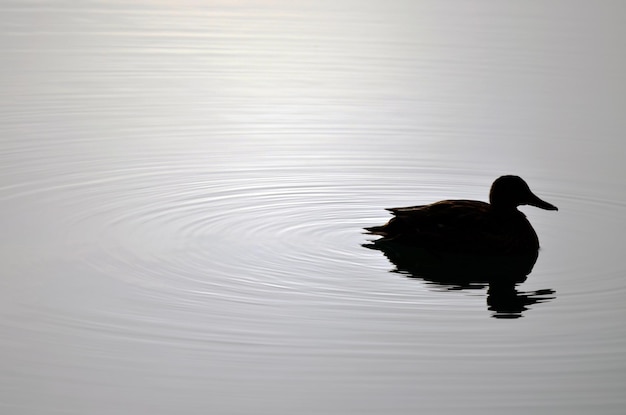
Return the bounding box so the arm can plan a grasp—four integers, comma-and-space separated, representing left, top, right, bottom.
386, 204, 428, 213
366, 200, 492, 239
395, 200, 491, 229
390, 200, 489, 219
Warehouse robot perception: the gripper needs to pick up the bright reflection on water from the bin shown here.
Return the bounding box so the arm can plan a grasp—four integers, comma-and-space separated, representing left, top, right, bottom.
2, 1, 626, 414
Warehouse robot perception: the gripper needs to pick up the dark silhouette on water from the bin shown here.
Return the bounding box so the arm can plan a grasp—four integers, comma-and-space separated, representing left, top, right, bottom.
363, 240, 555, 318
365, 175, 558, 255
364, 175, 558, 318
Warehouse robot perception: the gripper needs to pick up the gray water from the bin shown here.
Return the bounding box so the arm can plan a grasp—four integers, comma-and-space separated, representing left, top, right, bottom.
2, 1, 626, 414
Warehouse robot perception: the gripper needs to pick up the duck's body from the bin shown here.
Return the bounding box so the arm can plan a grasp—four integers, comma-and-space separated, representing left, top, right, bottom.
365, 176, 558, 255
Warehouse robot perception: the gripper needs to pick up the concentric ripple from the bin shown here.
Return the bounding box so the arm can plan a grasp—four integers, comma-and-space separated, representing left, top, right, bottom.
35, 158, 407, 307
3, 1, 626, 413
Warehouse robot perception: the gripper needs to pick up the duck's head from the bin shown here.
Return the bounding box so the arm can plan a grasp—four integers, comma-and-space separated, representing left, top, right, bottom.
489, 175, 558, 211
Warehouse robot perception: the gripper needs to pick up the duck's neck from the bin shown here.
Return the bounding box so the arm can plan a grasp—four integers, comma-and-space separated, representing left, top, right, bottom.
491, 204, 524, 217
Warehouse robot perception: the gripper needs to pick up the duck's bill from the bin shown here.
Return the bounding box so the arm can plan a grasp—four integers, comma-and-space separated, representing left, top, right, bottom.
527, 193, 558, 211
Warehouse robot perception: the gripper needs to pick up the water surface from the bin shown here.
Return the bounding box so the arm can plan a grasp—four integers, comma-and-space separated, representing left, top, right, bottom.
2, 1, 626, 414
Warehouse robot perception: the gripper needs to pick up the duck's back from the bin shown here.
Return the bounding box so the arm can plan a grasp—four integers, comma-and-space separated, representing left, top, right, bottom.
366, 200, 539, 254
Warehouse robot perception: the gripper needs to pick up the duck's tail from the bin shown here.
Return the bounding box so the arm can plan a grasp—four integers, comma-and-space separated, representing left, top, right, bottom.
364, 225, 388, 236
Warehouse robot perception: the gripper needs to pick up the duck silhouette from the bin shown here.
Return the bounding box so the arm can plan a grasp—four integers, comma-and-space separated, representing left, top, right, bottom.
365, 175, 557, 255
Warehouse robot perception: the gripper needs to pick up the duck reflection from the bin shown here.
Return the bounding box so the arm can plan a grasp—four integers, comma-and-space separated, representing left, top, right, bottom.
364, 240, 555, 319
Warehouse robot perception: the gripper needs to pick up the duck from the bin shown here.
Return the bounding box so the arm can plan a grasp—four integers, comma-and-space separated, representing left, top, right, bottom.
365, 175, 558, 255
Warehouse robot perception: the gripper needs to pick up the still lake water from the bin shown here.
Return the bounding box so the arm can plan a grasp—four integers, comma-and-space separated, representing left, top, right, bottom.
2, 1, 626, 414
